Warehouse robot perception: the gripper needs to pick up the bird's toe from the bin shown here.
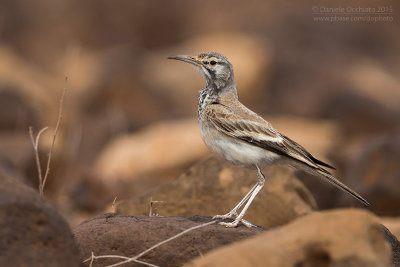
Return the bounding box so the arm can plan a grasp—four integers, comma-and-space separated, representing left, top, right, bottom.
212, 212, 235, 220
219, 221, 239, 228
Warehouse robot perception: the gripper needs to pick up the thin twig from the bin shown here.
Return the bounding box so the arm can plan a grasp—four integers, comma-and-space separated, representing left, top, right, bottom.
149, 197, 165, 217
89, 252, 95, 267
105, 220, 217, 267
83, 254, 129, 263
83, 254, 158, 267
111, 196, 118, 213
40, 76, 68, 195
149, 197, 152, 216
29, 126, 49, 193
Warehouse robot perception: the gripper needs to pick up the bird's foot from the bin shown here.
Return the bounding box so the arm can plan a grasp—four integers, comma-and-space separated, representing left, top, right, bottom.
212, 211, 237, 220
219, 218, 256, 228
213, 211, 259, 228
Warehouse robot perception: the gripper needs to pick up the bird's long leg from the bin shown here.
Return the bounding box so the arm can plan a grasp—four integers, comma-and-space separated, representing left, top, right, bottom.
212, 183, 258, 220
220, 165, 266, 228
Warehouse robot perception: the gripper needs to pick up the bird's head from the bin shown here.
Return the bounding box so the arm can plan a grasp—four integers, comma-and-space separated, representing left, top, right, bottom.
168, 52, 235, 90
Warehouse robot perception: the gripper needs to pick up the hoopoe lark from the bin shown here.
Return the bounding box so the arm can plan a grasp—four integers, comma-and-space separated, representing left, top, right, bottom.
168, 52, 369, 228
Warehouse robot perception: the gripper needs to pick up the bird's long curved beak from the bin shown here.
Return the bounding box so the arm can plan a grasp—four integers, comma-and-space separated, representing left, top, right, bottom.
167, 55, 201, 65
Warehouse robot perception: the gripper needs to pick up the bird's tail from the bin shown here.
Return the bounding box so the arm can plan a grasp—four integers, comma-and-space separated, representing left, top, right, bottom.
314, 168, 369, 206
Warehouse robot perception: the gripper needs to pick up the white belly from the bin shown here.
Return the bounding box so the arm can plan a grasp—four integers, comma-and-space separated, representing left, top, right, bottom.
199, 121, 280, 168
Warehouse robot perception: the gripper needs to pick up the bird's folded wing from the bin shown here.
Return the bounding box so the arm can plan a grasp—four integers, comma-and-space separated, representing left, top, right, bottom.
204, 104, 333, 171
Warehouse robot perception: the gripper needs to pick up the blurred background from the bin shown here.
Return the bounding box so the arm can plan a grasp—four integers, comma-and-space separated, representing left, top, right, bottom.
0, 0, 399, 226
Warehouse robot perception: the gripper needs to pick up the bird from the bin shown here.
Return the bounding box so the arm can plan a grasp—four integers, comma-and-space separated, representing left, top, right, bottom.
168, 52, 369, 228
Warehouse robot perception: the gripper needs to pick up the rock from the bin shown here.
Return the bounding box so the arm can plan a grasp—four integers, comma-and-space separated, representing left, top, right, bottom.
338, 133, 400, 216
0, 132, 39, 186
266, 116, 350, 209
346, 58, 400, 113
0, 172, 81, 267
381, 225, 400, 267
187, 209, 393, 267
382, 217, 400, 239
0, 153, 30, 187
315, 60, 400, 138
321, 93, 399, 138
0, 88, 38, 131
117, 156, 317, 228
73, 214, 263, 267
0, 45, 59, 122
94, 119, 208, 182
52, 168, 117, 227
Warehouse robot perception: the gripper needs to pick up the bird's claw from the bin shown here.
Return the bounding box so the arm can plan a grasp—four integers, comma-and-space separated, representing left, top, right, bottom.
218, 218, 256, 228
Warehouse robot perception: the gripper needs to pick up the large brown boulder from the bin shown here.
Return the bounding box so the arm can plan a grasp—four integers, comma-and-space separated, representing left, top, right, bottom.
187, 209, 393, 267
382, 217, 400, 239
117, 156, 317, 227
74, 214, 263, 267
339, 133, 400, 215
0, 172, 82, 267
94, 119, 208, 183
382, 225, 400, 267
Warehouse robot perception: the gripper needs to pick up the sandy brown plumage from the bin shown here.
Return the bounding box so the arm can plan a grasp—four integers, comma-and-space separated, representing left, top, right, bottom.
168, 52, 369, 227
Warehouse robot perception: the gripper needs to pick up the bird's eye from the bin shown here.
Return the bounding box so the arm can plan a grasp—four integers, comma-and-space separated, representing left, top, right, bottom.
210, 60, 217, 65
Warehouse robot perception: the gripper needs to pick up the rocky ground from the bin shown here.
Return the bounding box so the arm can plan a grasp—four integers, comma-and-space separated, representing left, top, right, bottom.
1, 158, 400, 266
1, 0, 400, 266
